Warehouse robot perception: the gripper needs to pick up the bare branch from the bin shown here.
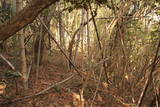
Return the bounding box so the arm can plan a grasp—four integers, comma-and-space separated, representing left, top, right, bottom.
0, 54, 15, 70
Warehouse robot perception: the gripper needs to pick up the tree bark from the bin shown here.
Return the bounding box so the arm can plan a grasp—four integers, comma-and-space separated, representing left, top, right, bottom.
16, 0, 28, 93
0, 0, 59, 41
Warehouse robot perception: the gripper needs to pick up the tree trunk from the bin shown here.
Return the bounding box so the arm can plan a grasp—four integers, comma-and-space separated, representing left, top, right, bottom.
73, 9, 85, 68
58, 3, 65, 49
86, 9, 90, 57
16, 0, 28, 93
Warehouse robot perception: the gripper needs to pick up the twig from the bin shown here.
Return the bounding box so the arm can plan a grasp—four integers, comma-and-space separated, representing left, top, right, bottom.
0, 54, 23, 77
96, 15, 150, 20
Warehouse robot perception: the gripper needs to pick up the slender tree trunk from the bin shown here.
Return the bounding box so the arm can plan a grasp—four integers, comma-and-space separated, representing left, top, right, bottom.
16, 0, 28, 93
72, 9, 85, 68
81, 10, 85, 54
86, 9, 90, 57
58, 3, 65, 49
35, 24, 43, 84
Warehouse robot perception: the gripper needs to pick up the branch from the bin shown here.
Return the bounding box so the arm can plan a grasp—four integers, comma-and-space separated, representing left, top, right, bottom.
0, 54, 15, 70
0, 0, 59, 41
137, 39, 160, 107
88, 2, 108, 82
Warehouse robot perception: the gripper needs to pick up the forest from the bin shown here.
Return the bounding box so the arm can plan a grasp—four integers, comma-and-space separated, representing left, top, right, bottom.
0, 0, 160, 107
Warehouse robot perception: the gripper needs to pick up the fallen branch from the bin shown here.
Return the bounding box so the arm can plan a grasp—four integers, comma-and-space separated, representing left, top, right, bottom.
0, 73, 75, 105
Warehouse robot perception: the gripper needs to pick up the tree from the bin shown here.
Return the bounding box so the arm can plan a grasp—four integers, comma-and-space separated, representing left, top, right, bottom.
16, 0, 28, 93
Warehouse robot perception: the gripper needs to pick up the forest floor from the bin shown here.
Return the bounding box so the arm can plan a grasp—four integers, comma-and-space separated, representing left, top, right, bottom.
0, 51, 142, 107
